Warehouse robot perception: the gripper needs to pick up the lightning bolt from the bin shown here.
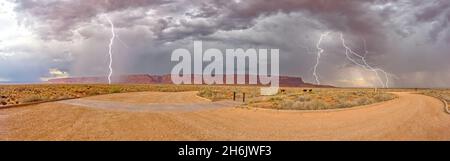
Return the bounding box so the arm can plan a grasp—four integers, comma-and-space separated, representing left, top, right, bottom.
339, 33, 389, 88
311, 32, 390, 88
362, 37, 390, 88
104, 15, 115, 84
313, 32, 330, 85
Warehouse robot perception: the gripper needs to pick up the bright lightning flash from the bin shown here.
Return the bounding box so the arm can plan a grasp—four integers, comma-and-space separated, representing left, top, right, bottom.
105, 15, 115, 84
339, 33, 389, 88
311, 32, 390, 88
313, 32, 330, 85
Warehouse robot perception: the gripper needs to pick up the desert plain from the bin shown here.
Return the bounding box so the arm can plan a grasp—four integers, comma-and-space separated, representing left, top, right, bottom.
0, 84, 449, 140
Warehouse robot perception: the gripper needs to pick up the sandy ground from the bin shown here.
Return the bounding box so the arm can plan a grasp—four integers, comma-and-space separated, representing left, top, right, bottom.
0, 111, 6, 136
0, 92, 449, 141
58, 91, 238, 112
83, 91, 211, 104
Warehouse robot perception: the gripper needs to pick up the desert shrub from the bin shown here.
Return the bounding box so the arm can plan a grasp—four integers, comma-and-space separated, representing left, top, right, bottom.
291, 101, 305, 109
297, 95, 311, 102
278, 100, 294, 109
269, 97, 282, 102
336, 93, 351, 100
86, 90, 101, 96
20, 95, 43, 103
422, 90, 450, 102
353, 97, 372, 105
304, 100, 327, 110
198, 89, 214, 99
351, 91, 365, 96
441, 95, 450, 101
56, 95, 71, 100
374, 93, 394, 102
109, 87, 122, 93
334, 100, 354, 108
278, 100, 316, 110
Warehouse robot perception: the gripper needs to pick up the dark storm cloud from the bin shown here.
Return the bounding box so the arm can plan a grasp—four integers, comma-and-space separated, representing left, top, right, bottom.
3, 0, 450, 87
13, 0, 169, 40
415, 0, 449, 22
404, 0, 450, 42
215, 0, 381, 34
13, 0, 385, 42
183, 0, 391, 58
12, 0, 448, 44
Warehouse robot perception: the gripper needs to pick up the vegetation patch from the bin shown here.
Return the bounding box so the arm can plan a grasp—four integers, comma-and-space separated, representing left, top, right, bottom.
243, 88, 397, 110
0, 84, 203, 106
420, 90, 450, 102
0, 84, 397, 110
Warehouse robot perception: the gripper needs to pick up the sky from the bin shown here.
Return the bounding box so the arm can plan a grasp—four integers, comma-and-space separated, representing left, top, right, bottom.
0, 0, 449, 88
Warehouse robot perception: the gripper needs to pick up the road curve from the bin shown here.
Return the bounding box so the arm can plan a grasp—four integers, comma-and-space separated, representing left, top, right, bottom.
1, 92, 449, 140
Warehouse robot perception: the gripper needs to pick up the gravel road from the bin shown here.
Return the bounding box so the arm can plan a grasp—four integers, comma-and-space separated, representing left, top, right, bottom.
1, 92, 449, 140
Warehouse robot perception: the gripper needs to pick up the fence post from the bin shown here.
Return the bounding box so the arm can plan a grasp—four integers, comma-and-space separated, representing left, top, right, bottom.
243, 93, 246, 102
233, 92, 236, 101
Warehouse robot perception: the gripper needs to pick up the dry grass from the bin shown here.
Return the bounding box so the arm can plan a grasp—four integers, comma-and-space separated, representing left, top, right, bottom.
0, 84, 263, 107
415, 89, 450, 113
420, 89, 450, 102
0, 84, 396, 110
244, 88, 396, 110
0, 84, 205, 106
197, 86, 260, 101
196, 87, 397, 110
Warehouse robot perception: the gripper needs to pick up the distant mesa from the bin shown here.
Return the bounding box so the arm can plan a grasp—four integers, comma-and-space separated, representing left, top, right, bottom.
47, 74, 334, 88
48, 74, 171, 85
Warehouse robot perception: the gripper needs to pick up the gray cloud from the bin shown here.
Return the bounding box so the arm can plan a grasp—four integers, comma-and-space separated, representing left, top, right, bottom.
1, 0, 450, 87
13, 0, 169, 40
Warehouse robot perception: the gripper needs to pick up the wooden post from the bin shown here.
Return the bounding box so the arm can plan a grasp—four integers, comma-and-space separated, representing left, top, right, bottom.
243, 93, 246, 102
233, 92, 236, 101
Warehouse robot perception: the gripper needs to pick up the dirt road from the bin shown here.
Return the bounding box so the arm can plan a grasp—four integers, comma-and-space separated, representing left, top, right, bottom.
0, 92, 449, 140
0, 111, 6, 136
59, 91, 240, 112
